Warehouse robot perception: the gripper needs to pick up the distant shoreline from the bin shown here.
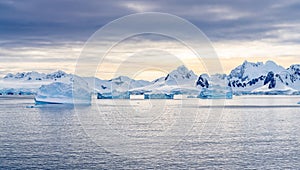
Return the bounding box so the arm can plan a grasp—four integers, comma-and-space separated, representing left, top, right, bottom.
0, 95, 34, 99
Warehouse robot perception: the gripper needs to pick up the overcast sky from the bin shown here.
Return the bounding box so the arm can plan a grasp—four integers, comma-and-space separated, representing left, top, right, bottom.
1, 0, 300, 79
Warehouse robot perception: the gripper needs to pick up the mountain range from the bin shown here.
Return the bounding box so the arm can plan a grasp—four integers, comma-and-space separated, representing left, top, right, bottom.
1, 60, 300, 96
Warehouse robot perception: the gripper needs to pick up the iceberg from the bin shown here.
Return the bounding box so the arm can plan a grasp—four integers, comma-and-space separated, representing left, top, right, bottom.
144, 93, 174, 99
97, 91, 130, 99
198, 85, 233, 99
34, 82, 91, 105
129, 94, 144, 100
97, 93, 113, 99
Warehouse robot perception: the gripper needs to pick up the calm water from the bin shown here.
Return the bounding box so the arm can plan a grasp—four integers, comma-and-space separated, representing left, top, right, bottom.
1, 96, 300, 169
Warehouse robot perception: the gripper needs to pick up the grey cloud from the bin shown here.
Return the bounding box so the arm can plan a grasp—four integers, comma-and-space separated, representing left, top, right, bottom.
0, 0, 298, 43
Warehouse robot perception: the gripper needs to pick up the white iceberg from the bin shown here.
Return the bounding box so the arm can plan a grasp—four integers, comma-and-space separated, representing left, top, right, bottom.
34, 81, 91, 105
144, 93, 174, 99
97, 91, 130, 99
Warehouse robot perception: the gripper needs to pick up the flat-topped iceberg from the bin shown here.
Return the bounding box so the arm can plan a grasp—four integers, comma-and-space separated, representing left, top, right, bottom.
97, 91, 130, 99
144, 93, 174, 99
34, 81, 91, 105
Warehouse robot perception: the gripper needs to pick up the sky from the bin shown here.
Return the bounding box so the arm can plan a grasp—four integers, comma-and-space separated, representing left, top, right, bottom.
1, 0, 300, 80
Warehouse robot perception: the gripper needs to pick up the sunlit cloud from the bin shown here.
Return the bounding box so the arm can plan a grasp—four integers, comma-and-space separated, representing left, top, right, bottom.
2, 35, 300, 80
0, 0, 300, 80
121, 2, 157, 12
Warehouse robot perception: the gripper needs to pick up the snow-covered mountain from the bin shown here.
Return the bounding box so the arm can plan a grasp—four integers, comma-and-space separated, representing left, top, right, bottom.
2, 60, 300, 97
196, 73, 228, 88
0, 70, 73, 95
130, 65, 200, 95
154, 65, 198, 86
83, 76, 151, 94
280, 64, 300, 91
227, 60, 300, 94
228, 60, 285, 81
228, 61, 283, 92
196, 73, 233, 98
3, 70, 68, 81
195, 60, 300, 95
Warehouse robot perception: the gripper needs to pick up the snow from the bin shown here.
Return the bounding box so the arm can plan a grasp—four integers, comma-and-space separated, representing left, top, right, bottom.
34, 78, 91, 105
227, 60, 300, 94
196, 72, 232, 99
144, 93, 174, 99
251, 82, 297, 95
229, 60, 285, 81
198, 85, 233, 99
130, 65, 199, 95
84, 76, 151, 94
2, 61, 300, 100
173, 95, 190, 100
93, 76, 150, 99
97, 91, 130, 99
163, 65, 198, 85
0, 70, 73, 95
130, 94, 144, 100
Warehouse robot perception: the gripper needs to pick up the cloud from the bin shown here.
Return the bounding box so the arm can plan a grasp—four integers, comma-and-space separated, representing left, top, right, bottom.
121, 2, 157, 12
0, 0, 300, 78
0, 0, 299, 43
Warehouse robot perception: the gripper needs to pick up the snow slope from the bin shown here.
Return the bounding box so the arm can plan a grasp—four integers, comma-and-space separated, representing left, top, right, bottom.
227, 60, 298, 94
130, 65, 200, 95
0, 70, 72, 95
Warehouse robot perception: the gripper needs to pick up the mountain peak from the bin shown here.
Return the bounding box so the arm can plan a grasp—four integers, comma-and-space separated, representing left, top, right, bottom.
242, 60, 263, 67
45, 70, 68, 79
171, 65, 194, 75
229, 60, 285, 81
265, 60, 279, 67
110, 75, 131, 82
163, 65, 197, 85
242, 60, 249, 65
176, 65, 189, 73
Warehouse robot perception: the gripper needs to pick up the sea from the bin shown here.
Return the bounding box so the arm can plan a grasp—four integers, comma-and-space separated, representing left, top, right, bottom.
1, 96, 300, 169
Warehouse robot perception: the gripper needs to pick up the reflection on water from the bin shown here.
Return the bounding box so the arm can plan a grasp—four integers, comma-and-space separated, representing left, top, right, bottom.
0, 96, 300, 169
